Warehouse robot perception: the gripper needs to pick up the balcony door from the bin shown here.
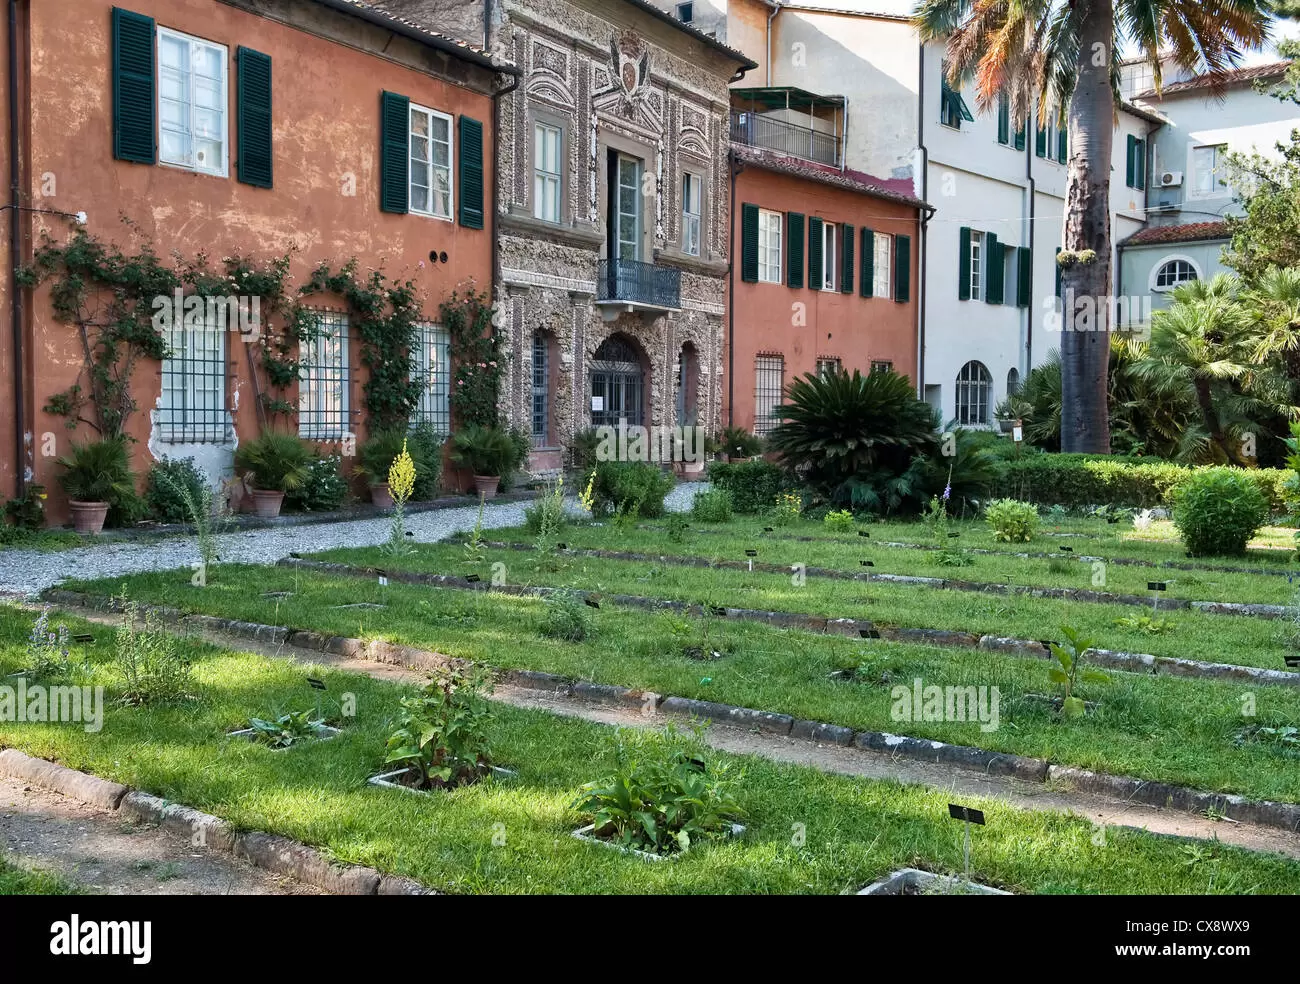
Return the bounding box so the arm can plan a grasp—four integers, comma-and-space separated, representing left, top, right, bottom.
607, 151, 643, 262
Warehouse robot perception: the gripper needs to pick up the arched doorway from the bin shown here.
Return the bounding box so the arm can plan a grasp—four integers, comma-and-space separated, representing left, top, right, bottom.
676, 342, 698, 428
590, 334, 646, 428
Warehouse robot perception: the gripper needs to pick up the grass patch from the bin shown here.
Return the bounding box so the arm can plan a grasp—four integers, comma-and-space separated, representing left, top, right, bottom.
0, 856, 79, 895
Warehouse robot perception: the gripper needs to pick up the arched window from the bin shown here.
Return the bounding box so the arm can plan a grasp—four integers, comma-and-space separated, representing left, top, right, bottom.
531, 331, 551, 446
1006, 367, 1020, 396
590, 334, 645, 428
1152, 257, 1200, 291
955, 361, 992, 426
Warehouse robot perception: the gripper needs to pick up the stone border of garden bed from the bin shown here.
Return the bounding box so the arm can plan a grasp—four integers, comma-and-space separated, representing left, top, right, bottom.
40, 589, 1300, 835
856, 867, 1012, 895
268, 559, 1300, 691
0, 748, 433, 896
466, 540, 1291, 620
637, 524, 1300, 579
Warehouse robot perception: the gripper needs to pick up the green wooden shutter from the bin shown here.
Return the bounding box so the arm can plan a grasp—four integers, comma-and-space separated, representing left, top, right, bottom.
841, 223, 855, 293
787, 212, 804, 288
379, 91, 410, 214
986, 233, 1003, 305
1055, 246, 1063, 297
236, 48, 273, 188
459, 115, 485, 229
808, 217, 824, 291
1125, 134, 1136, 187
1057, 124, 1067, 164
741, 203, 760, 283
894, 234, 911, 303
860, 228, 875, 297
997, 94, 1010, 145
1135, 138, 1146, 189
1035, 124, 1047, 158
1016, 246, 1032, 307
958, 226, 972, 300
1014, 122, 1026, 152
112, 7, 156, 164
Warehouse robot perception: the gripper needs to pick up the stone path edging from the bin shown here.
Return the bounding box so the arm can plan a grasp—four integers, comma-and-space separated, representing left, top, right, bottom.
39, 590, 1300, 834
270, 559, 1300, 691
0, 747, 432, 896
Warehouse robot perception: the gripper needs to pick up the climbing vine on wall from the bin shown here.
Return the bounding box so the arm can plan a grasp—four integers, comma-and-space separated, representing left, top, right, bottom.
441, 287, 501, 429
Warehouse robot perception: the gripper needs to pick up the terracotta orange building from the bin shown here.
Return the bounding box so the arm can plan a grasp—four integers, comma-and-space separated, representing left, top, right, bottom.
727, 88, 929, 437
0, 0, 512, 521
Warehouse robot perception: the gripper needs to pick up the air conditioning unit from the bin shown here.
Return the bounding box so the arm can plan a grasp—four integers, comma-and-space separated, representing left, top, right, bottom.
1158, 170, 1183, 188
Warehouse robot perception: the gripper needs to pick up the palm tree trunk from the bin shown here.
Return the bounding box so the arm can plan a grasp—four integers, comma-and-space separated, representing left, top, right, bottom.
1059, 0, 1114, 454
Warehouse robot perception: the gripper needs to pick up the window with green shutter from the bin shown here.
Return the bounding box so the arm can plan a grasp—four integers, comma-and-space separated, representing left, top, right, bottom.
112, 7, 156, 164
894, 234, 911, 303
940, 59, 974, 129
808, 217, 824, 291
1016, 246, 1032, 307
958, 226, 972, 300
741, 203, 760, 283
1126, 136, 1147, 189
1057, 124, 1067, 164
997, 92, 1010, 145
786, 212, 804, 289
236, 47, 272, 188
860, 228, 874, 298
840, 223, 855, 293
380, 90, 410, 214
459, 115, 485, 229
1014, 121, 1026, 152
986, 233, 1004, 305
1036, 124, 1047, 158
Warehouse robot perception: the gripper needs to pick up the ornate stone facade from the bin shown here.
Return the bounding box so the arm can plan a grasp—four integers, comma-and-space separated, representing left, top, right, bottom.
491, 0, 752, 474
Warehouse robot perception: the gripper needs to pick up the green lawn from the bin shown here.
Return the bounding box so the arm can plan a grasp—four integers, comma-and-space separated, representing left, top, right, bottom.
51, 565, 1300, 805
3, 604, 1299, 895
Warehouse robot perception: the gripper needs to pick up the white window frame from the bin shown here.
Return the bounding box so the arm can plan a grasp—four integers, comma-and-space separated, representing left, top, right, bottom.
534, 122, 562, 224
157, 27, 229, 178
1190, 144, 1229, 199
822, 221, 837, 292
955, 360, 992, 427
413, 321, 451, 435
409, 103, 455, 221
1149, 255, 1202, 292
298, 312, 350, 441
758, 208, 782, 284
816, 358, 842, 378
873, 232, 893, 299
682, 172, 703, 257
160, 314, 227, 444
968, 230, 984, 301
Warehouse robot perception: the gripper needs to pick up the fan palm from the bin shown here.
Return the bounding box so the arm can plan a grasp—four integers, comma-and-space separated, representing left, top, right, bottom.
915, 0, 1271, 454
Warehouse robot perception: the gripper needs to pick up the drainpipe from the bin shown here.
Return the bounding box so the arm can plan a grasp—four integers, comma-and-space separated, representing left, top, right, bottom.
766, 2, 781, 86
727, 150, 743, 429
1025, 108, 1036, 378
8, 0, 23, 497
914, 40, 928, 398
487, 12, 520, 387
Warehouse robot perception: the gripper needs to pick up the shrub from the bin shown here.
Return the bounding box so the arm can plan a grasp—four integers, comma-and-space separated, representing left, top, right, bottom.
56, 436, 144, 525
541, 590, 595, 642
383, 666, 493, 789
113, 597, 193, 704
766, 369, 938, 510
823, 509, 855, 533
407, 423, 445, 501
144, 458, 206, 524
691, 488, 734, 523
706, 460, 787, 514
450, 424, 516, 478
590, 461, 673, 518
523, 478, 567, 536
985, 499, 1039, 543
665, 512, 691, 542
4, 484, 48, 530
1172, 468, 1269, 556
286, 453, 348, 512
233, 432, 312, 493
770, 491, 803, 526
571, 725, 744, 856
718, 426, 763, 459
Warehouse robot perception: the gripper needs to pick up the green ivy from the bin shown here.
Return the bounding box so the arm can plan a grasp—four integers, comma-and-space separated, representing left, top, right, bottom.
440, 288, 500, 429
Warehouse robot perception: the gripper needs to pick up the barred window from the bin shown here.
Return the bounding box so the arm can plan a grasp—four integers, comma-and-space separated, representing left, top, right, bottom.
532, 331, 549, 445
412, 322, 450, 435
816, 357, 841, 378
871, 360, 894, 374
955, 360, 992, 426
754, 355, 784, 437
160, 315, 227, 443
298, 311, 350, 440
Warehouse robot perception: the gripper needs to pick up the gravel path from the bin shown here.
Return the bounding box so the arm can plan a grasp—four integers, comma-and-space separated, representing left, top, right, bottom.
0, 483, 706, 597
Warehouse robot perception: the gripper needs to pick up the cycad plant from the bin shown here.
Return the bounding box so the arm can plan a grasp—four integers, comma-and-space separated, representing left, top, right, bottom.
766, 369, 938, 510
56, 436, 142, 524
233, 431, 312, 492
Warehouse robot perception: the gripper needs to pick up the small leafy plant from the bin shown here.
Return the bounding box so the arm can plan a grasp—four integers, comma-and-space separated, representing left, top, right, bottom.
23, 608, 72, 677
113, 597, 193, 704
823, 509, 855, 533
770, 491, 803, 527
541, 590, 595, 642
385, 439, 417, 553
665, 512, 691, 543
985, 499, 1039, 543
1233, 723, 1300, 756
1113, 614, 1176, 635
383, 667, 494, 789
526, 478, 566, 557
691, 488, 734, 523
570, 724, 744, 856
1047, 625, 1109, 719
247, 709, 329, 749
464, 497, 487, 564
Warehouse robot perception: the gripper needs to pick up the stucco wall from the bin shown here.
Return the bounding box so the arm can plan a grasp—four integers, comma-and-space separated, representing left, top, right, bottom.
9, 0, 496, 519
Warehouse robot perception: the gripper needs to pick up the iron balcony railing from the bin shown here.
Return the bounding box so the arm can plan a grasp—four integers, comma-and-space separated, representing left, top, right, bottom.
729, 111, 841, 168
597, 258, 681, 310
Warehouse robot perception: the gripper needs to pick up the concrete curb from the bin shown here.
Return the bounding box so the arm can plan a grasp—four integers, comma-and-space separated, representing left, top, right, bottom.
38, 591, 1300, 835
0, 747, 437, 895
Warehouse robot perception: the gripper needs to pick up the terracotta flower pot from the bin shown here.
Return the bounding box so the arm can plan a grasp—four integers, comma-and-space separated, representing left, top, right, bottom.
473, 475, 500, 499
248, 489, 285, 519
370, 483, 394, 509
68, 500, 109, 535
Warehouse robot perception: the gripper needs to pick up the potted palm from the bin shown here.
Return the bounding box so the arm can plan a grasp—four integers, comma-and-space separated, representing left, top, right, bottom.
56, 436, 137, 534
233, 431, 311, 518
450, 424, 515, 499
357, 429, 408, 508
994, 396, 1032, 435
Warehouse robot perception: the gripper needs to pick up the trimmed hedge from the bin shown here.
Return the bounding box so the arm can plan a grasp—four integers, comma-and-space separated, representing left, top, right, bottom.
994, 453, 1290, 512
706, 460, 790, 515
